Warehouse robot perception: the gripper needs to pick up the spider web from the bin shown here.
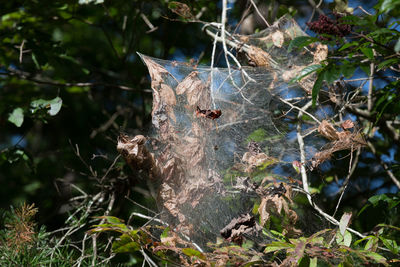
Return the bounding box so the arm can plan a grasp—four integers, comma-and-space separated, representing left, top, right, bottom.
138, 15, 328, 248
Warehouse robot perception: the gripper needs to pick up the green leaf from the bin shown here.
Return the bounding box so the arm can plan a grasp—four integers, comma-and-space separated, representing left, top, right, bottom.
161, 227, 170, 239
324, 65, 341, 84
247, 128, 267, 142
181, 248, 205, 260
381, 0, 400, 13
360, 47, 374, 60
104, 216, 124, 224
312, 70, 325, 107
338, 41, 358, 51
264, 241, 294, 253
364, 236, 379, 251
395, 38, 400, 52
309, 257, 317, 267
8, 108, 24, 127
340, 63, 356, 78
377, 58, 398, 70
290, 64, 322, 83
360, 64, 371, 76
288, 36, 318, 52
31, 97, 62, 116
368, 194, 400, 209
336, 230, 352, 247
358, 203, 371, 216
112, 234, 140, 253
31, 53, 41, 69
362, 251, 388, 265
379, 237, 399, 254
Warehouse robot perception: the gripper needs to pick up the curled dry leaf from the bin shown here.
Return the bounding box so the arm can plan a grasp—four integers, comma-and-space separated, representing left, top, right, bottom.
220, 213, 260, 245
159, 183, 181, 218
313, 120, 366, 167
246, 45, 273, 68
176, 71, 199, 95
117, 134, 160, 181
271, 30, 284, 48
180, 136, 205, 170
341, 119, 354, 129
141, 57, 170, 87
176, 71, 210, 107
318, 120, 340, 141
160, 83, 176, 106
257, 183, 300, 236
313, 44, 328, 63
242, 152, 278, 173
168, 1, 194, 20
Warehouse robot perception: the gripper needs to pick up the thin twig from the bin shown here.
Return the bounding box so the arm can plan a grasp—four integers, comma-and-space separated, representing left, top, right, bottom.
249, 0, 270, 27
367, 49, 375, 112
19, 39, 26, 63
279, 97, 321, 124
332, 147, 361, 217
3, 68, 151, 93
296, 101, 366, 238
140, 13, 158, 33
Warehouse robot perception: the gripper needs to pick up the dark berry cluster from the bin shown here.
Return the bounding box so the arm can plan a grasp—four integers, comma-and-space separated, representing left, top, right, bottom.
307, 14, 351, 40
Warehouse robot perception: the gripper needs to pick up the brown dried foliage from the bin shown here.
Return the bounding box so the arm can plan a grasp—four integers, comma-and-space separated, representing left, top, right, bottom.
120, 57, 224, 236
236, 16, 328, 94
257, 183, 301, 237
246, 45, 273, 68
220, 213, 261, 245
4, 203, 38, 252
312, 120, 366, 167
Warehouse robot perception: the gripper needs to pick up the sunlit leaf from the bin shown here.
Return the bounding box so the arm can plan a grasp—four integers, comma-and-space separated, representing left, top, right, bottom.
112, 234, 140, 253
8, 108, 24, 127
380, 0, 400, 13
339, 212, 352, 235
395, 38, 400, 52
31, 97, 62, 116
181, 248, 205, 260
309, 257, 317, 267
290, 64, 322, 83
264, 241, 294, 253
360, 47, 374, 60
78, 0, 104, 4
379, 237, 399, 254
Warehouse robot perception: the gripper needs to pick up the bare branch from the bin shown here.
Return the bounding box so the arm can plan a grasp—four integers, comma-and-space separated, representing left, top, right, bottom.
249, 0, 270, 27
333, 147, 361, 217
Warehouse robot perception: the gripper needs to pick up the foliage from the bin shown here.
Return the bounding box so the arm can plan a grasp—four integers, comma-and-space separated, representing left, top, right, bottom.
0, 204, 75, 266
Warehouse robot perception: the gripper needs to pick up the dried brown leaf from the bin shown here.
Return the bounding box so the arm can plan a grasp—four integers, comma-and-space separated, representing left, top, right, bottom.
246, 46, 272, 68
313, 44, 328, 63
271, 31, 284, 48
169, 1, 194, 19
341, 119, 354, 129
242, 152, 278, 172
258, 198, 270, 226
159, 183, 180, 217
141, 57, 169, 87
176, 71, 199, 95
117, 134, 161, 180
160, 83, 176, 106
318, 120, 339, 141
